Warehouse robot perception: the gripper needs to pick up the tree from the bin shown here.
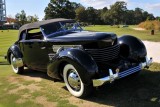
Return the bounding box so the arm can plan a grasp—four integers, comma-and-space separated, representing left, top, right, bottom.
134, 8, 143, 24
101, 7, 113, 24
15, 10, 27, 25
147, 13, 155, 20
94, 9, 103, 25
44, 0, 80, 19
156, 16, 160, 21
75, 6, 102, 24
100, 7, 108, 23
27, 15, 39, 23
44, 0, 156, 25
75, 6, 87, 22
103, 1, 127, 25
15, 10, 39, 26
71, 2, 82, 9
86, 7, 97, 24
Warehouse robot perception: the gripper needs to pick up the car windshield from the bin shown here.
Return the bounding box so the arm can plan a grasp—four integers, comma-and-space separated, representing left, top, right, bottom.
41, 22, 83, 38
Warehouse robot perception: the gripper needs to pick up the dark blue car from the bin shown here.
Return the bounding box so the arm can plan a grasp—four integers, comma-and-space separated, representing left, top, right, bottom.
7, 18, 152, 97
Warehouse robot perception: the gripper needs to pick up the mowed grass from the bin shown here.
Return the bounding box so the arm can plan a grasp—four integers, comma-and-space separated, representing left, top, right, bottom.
0, 29, 160, 107
84, 25, 160, 42
0, 30, 18, 58
0, 66, 76, 107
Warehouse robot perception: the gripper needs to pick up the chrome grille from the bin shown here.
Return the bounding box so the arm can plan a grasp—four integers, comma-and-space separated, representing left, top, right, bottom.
85, 44, 120, 62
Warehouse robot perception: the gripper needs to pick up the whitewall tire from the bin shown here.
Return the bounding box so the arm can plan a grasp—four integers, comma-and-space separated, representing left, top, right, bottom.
63, 64, 93, 97
10, 53, 24, 74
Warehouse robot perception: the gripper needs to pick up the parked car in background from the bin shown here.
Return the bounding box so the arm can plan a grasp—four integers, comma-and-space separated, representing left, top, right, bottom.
7, 18, 152, 97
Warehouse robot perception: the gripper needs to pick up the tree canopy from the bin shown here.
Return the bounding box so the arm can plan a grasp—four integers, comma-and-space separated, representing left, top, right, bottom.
75, 6, 86, 22
104, 1, 127, 24
44, 1, 157, 25
44, 0, 81, 19
15, 10, 39, 26
15, 10, 27, 25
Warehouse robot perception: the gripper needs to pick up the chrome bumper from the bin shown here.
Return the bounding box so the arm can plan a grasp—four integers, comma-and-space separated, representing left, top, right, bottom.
93, 57, 153, 87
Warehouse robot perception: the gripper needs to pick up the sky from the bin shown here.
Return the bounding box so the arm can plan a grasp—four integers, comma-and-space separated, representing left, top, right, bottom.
6, 0, 50, 20
6, 0, 160, 20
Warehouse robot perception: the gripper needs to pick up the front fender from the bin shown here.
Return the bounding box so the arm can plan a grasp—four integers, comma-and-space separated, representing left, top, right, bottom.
47, 48, 98, 85
7, 44, 23, 63
118, 35, 147, 62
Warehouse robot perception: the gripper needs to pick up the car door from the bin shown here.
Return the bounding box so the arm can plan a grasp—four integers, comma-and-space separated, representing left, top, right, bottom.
19, 31, 50, 71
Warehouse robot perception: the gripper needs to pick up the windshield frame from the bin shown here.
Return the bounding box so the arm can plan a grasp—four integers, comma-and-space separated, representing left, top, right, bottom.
40, 22, 83, 38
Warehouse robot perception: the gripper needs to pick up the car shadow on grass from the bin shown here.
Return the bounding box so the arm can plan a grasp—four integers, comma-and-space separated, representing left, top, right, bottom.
20, 68, 160, 106
83, 69, 160, 106
21, 69, 61, 82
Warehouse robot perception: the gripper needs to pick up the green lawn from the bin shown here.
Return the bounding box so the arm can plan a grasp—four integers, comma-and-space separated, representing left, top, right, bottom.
0, 30, 18, 57
0, 29, 160, 107
84, 25, 160, 42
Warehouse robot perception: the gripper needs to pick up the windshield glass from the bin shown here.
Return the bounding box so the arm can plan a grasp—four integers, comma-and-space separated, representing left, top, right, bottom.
41, 22, 83, 37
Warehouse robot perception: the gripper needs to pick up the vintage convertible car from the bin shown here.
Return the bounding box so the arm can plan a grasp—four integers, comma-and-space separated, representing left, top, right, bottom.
7, 18, 152, 97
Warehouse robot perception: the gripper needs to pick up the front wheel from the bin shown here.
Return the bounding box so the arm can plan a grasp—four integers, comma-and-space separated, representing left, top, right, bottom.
10, 53, 24, 74
63, 64, 93, 98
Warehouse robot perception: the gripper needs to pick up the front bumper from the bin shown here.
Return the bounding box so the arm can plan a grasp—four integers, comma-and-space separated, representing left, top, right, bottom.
93, 57, 153, 87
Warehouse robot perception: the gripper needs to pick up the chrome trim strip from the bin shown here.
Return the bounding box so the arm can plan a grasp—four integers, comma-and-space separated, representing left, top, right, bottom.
119, 66, 141, 78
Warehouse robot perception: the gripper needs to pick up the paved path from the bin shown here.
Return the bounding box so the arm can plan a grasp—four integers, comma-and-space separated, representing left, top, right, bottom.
143, 41, 160, 63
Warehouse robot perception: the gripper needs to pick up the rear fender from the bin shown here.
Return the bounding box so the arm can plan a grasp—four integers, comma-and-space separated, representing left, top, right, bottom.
7, 45, 23, 63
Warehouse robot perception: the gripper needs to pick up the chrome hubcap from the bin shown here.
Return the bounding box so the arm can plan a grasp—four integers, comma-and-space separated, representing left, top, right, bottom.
68, 70, 81, 91
11, 55, 18, 71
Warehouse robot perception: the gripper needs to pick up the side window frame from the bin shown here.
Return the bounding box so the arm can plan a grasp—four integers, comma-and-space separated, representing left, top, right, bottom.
25, 29, 44, 40
19, 30, 27, 41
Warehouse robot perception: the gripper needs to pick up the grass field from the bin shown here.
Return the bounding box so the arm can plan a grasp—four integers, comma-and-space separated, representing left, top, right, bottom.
0, 28, 160, 107
84, 25, 160, 42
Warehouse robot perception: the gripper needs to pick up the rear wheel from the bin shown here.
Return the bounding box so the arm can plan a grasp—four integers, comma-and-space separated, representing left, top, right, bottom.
10, 53, 24, 74
63, 64, 93, 98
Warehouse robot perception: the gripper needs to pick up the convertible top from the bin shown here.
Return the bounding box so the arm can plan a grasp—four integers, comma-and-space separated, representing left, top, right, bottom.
19, 18, 75, 33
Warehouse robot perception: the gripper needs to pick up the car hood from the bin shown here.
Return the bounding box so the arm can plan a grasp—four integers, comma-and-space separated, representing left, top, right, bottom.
46, 31, 117, 43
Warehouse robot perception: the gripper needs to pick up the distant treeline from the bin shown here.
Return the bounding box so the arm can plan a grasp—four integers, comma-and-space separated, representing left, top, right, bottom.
44, 0, 160, 25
